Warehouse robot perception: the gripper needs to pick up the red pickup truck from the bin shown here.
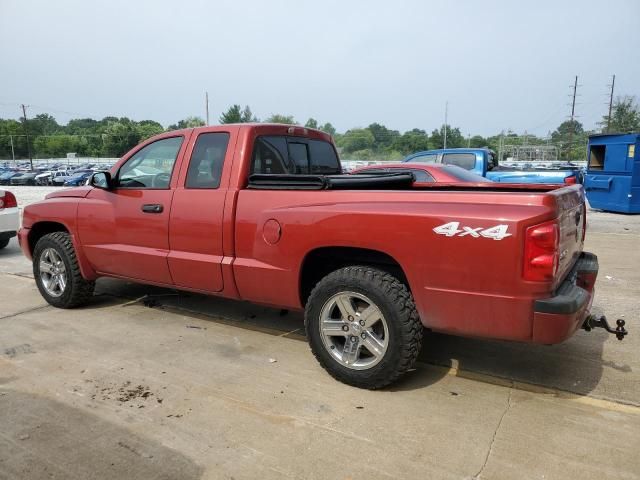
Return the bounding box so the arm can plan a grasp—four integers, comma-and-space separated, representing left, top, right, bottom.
19, 124, 608, 389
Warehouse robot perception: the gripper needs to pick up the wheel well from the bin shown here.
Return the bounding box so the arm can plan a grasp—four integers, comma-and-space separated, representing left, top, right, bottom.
299, 247, 408, 306
28, 222, 69, 253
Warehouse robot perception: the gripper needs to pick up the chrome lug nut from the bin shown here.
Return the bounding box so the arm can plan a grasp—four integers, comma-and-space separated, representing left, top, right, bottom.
348, 315, 354, 322
361, 333, 366, 339
359, 320, 365, 326
342, 325, 349, 332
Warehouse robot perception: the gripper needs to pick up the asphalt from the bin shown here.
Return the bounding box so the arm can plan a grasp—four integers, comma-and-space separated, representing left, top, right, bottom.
0, 192, 639, 479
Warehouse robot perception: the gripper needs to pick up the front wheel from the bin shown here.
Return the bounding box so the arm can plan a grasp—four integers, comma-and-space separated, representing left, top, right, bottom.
33, 232, 95, 308
305, 266, 423, 389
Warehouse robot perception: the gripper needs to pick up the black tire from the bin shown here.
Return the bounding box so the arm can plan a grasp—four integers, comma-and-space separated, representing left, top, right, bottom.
33, 232, 95, 308
305, 266, 423, 389
0, 238, 9, 249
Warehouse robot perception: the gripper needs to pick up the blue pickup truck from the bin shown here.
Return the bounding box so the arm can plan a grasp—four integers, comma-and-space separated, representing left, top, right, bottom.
404, 148, 582, 184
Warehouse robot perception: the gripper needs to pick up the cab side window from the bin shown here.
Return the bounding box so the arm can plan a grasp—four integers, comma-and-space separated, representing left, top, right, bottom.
118, 136, 183, 189
185, 133, 230, 189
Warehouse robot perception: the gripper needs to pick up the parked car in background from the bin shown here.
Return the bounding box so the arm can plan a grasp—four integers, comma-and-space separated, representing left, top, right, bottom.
0, 189, 19, 249
53, 169, 94, 186
352, 163, 491, 184
35, 169, 69, 185
0, 170, 22, 185
35, 171, 54, 185
404, 148, 582, 185
63, 171, 94, 186
10, 171, 39, 186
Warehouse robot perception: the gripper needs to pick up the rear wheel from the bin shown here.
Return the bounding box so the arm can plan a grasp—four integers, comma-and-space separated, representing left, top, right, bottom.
33, 232, 95, 308
305, 266, 423, 389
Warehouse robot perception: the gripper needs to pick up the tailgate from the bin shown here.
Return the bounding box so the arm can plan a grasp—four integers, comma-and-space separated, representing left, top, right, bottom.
551, 185, 586, 287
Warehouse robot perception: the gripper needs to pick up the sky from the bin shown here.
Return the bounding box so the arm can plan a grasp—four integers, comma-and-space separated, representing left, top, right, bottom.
1, 0, 639, 137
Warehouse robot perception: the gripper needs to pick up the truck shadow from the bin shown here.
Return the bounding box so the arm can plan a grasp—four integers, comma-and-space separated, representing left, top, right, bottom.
403, 325, 610, 396
0, 390, 203, 480
92, 279, 619, 399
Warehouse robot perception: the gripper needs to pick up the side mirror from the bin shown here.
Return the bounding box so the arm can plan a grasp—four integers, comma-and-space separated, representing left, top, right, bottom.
90, 171, 112, 190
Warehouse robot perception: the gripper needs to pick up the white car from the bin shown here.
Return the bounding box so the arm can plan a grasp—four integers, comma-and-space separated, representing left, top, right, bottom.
0, 189, 19, 249
36, 169, 70, 186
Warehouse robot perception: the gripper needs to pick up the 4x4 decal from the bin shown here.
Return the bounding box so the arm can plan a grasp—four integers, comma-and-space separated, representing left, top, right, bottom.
433, 222, 511, 240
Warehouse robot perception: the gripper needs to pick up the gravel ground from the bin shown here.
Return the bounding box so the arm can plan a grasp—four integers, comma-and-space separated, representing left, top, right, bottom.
4, 186, 64, 210
5, 185, 640, 234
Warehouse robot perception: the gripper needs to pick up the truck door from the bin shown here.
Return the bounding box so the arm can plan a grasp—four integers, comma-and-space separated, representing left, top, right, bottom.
167, 130, 234, 292
77, 135, 188, 284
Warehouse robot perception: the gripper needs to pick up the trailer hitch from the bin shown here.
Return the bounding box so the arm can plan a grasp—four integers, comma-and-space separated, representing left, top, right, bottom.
583, 315, 628, 341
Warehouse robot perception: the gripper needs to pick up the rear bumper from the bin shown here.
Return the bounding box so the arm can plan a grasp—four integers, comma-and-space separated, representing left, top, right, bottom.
532, 252, 598, 344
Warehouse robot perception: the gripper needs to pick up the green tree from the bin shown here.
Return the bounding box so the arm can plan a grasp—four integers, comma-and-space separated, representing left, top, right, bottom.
319, 122, 336, 136
219, 105, 257, 124
219, 105, 242, 123
430, 125, 465, 149
241, 106, 258, 122
468, 135, 488, 148
391, 128, 429, 154
305, 118, 318, 129
265, 114, 296, 124
101, 118, 141, 156
0, 118, 25, 159
168, 116, 206, 130
367, 123, 400, 149
26, 113, 60, 136
551, 120, 584, 143
137, 120, 164, 140
336, 128, 375, 153
551, 119, 586, 160
601, 96, 640, 133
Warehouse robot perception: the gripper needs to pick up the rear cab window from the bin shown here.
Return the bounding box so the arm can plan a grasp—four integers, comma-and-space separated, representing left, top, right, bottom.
442, 153, 476, 170
251, 136, 341, 176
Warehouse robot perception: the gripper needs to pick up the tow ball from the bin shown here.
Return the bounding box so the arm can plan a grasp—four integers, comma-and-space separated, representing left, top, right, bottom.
583, 315, 628, 341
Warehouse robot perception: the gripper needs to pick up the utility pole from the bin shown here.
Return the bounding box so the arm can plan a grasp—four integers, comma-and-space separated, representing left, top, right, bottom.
567, 76, 578, 161
443, 101, 448, 149
21, 104, 33, 170
9, 135, 15, 163
205, 92, 210, 126
606, 74, 615, 133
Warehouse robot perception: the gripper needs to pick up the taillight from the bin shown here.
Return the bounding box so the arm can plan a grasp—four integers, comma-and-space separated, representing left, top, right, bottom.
0, 191, 17, 209
523, 220, 559, 282
564, 175, 577, 185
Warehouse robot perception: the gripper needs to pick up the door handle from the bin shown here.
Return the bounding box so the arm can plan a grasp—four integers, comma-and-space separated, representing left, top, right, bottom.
141, 204, 163, 213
